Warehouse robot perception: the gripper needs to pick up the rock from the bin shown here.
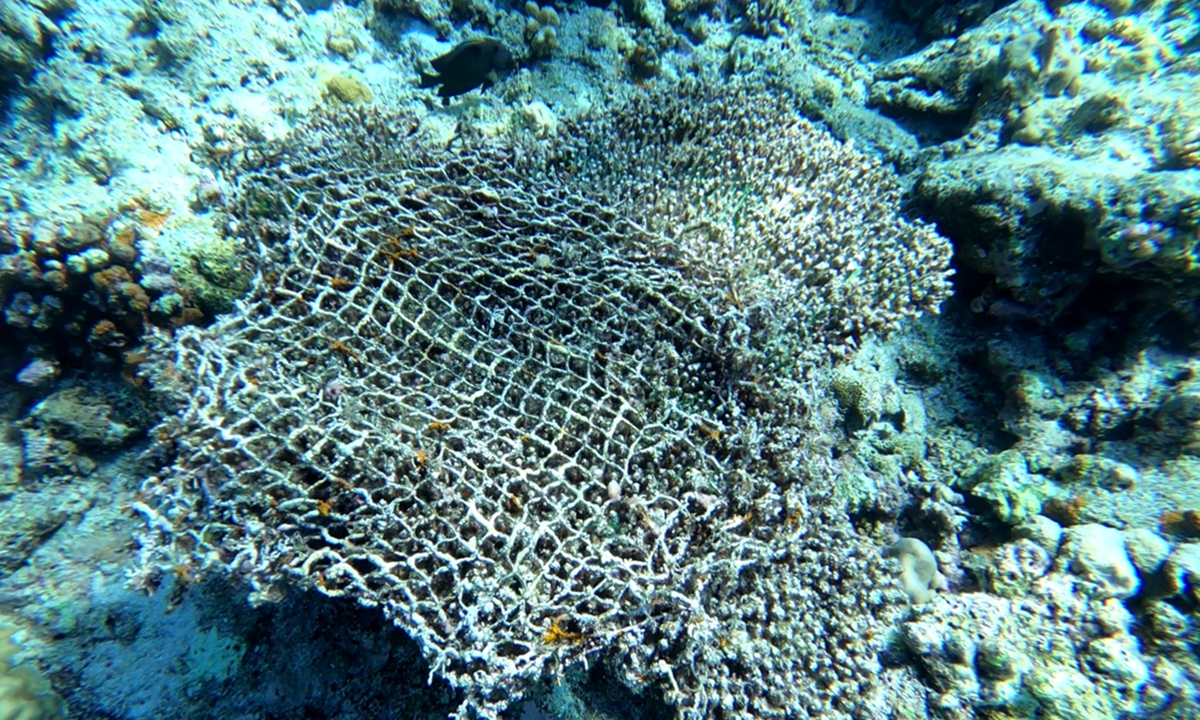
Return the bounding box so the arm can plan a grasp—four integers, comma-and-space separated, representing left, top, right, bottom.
986, 539, 1052, 598
962, 449, 1054, 525
888, 537, 947, 604
1162, 542, 1200, 602
1013, 514, 1063, 554
28, 388, 134, 448
1058, 524, 1139, 598
1123, 528, 1171, 578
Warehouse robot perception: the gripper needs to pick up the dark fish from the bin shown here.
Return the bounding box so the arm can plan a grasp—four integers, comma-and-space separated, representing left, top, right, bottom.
419, 38, 515, 103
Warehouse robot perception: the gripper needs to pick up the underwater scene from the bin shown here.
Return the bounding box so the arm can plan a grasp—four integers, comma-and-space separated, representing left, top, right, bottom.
0, 0, 1199, 717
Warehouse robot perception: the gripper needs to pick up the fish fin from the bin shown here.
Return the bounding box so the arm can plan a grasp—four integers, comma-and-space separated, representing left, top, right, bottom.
418, 70, 441, 89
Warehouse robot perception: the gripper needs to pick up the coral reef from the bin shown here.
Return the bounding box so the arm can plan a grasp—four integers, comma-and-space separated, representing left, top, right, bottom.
0, 0, 1198, 717
0, 0, 71, 96
897, 518, 1200, 720
132, 83, 952, 719
0, 209, 212, 369
872, 0, 1200, 323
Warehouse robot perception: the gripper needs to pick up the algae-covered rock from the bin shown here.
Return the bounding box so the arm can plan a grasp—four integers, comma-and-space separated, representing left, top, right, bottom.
913, 148, 1200, 316
831, 362, 900, 427
1004, 370, 1066, 427
1057, 454, 1138, 491
960, 449, 1056, 524
873, 0, 1200, 326
900, 571, 1162, 720
0, 622, 65, 720
0, 431, 20, 493
1083, 634, 1149, 690
1122, 528, 1170, 578
28, 387, 134, 448
0, 483, 93, 571
1142, 599, 1191, 643
1161, 542, 1200, 603
323, 73, 373, 104
985, 538, 1052, 598
0, 1, 69, 88
830, 341, 931, 492
192, 237, 251, 308
1027, 665, 1116, 720
1013, 514, 1063, 554
154, 221, 252, 316
1156, 379, 1200, 454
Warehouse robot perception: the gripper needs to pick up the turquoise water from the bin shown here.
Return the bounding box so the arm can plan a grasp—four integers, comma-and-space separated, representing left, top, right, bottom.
0, 0, 1198, 718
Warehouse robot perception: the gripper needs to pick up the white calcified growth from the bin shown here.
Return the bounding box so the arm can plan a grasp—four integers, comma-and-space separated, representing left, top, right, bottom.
136, 83, 949, 720
560, 80, 954, 363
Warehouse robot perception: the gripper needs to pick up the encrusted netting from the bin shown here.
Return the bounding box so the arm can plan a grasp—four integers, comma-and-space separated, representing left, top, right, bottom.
136, 88, 927, 720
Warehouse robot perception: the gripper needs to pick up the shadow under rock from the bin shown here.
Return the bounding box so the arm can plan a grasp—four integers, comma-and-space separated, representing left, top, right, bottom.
60, 578, 460, 720
215, 585, 461, 720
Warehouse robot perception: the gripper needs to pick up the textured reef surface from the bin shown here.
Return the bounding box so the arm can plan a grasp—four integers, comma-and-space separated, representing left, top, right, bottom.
0, 0, 1198, 718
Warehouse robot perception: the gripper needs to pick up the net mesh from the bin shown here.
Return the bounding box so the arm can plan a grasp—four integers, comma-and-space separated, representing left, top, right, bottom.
134, 85, 948, 719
